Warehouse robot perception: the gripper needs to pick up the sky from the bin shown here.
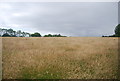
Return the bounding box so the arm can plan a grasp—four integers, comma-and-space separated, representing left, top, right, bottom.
0, 2, 118, 37
118, 1, 120, 24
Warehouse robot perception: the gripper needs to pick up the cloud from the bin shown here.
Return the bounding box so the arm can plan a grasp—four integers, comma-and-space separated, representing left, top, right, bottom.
0, 2, 118, 36
0, 0, 119, 2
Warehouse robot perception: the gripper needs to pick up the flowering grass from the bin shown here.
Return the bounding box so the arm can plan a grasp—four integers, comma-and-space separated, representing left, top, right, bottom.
2, 37, 118, 79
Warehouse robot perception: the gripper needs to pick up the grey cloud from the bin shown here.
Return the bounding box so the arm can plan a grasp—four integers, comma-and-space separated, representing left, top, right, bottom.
0, 2, 118, 36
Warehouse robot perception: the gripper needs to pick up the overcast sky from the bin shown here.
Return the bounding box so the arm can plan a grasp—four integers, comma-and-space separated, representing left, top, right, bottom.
0, 2, 118, 37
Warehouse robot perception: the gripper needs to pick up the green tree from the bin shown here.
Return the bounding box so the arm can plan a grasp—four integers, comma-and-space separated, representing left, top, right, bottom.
2, 33, 11, 37
22, 32, 26, 37
17, 30, 22, 37
115, 24, 120, 37
48, 34, 52, 37
44, 34, 52, 37
7, 28, 14, 36
44, 34, 66, 37
12, 31, 17, 37
0, 28, 2, 37
57, 34, 61, 37
31, 32, 41, 37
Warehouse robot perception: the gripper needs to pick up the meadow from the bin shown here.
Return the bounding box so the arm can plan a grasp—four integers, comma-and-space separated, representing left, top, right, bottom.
0, 38, 2, 80
2, 37, 118, 79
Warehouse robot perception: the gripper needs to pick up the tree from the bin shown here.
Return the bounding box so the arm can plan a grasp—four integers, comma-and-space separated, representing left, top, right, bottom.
44, 34, 52, 37
102, 24, 120, 37
22, 32, 26, 37
44, 34, 66, 37
57, 34, 61, 37
26, 33, 30, 37
0, 28, 67, 37
0, 28, 2, 37
44, 35, 48, 37
48, 34, 52, 37
2, 29, 7, 34
31, 32, 41, 37
12, 31, 16, 37
115, 24, 120, 37
2, 33, 11, 37
17, 30, 22, 37
7, 28, 14, 36
0, 28, 31, 37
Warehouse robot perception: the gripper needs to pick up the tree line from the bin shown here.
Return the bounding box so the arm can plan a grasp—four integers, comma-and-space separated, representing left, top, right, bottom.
0, 28, 67, 37
102, 24, 120, 37
1, 24, 120, 37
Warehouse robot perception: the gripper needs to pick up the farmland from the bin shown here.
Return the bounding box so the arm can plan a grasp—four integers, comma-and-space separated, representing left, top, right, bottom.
2, 37, 118, 79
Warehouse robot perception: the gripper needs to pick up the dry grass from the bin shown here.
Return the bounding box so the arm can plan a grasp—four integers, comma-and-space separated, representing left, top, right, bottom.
0, 38, 2, 80
2, 37, 118, 79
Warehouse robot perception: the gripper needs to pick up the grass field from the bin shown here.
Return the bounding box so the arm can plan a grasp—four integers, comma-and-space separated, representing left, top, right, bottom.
2, 37, 118, 79
0, 38, 2, 80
